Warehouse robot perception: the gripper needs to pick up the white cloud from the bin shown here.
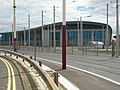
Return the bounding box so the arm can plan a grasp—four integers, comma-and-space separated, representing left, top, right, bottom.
0, 0, 119, 36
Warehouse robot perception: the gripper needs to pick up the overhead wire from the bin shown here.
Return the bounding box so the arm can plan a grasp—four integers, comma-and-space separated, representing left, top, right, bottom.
90, 0, 117, 17
1, 0, 119, 32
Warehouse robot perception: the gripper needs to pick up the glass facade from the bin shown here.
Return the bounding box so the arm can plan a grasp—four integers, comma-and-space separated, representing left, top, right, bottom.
50, 32, 60, 46
68, 31, 77, 46
49, 30, 106, 46
0, 21, 112, 46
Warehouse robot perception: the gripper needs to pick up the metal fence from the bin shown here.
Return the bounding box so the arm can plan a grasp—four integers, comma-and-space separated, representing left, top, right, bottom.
0, 39, 118, 57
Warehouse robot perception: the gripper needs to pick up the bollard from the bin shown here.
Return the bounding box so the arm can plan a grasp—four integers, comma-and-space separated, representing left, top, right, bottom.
30, 63, 32, 67
38, 61, 42, 67
22, 54, 24, 62
82, 46, 84, 55
85, 45, 87, 54
29, 56, 32, 67
16, 56, 18, 59
30, 56, 32, 59
53, 72, 58, 86
112, 40, 115, 57
5, 53, 6, 56
23, 59, 25, 62
10, 54, 12, 56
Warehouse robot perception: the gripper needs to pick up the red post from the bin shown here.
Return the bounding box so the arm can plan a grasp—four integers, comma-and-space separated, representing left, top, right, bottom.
62, 0, 66, 69
14, 38, 16, 52
13, 0, 17, 52
62, 25, 66, 69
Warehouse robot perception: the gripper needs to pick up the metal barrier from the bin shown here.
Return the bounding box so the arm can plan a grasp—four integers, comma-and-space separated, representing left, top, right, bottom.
0, 49, 59, 90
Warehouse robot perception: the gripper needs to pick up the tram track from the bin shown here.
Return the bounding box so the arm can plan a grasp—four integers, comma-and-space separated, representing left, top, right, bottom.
35, 52, 120, 71
19, 50, 120, 82
0, 57, 16, 90
37, 54, 120, 76
0, 56, 38, 90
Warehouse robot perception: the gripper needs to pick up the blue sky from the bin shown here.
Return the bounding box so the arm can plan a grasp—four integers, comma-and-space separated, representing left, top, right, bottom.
0, 0, 119, 36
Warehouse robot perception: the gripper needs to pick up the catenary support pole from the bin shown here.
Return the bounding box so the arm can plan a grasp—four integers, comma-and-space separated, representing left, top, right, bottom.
77, 19, 80, 49
106, 4, 108, 53
28, 14, 30, 46
48, 25, 50, 51
34, 29, 36, 60
116, 0, 119, 58
42, 10, 44, 52
24, 27, 26, 46
53, 5, 56, 53
13, 0, 16, 52
80, 17, 83, 54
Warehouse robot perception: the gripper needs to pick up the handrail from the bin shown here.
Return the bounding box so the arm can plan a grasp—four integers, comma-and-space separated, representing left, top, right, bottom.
0, 49, 59, 90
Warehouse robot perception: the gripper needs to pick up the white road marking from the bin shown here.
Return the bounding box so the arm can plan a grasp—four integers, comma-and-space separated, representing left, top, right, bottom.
38, 57, 120, 86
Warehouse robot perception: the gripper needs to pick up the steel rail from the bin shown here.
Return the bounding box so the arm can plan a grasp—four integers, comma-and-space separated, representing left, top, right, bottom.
0, 49, 58, 90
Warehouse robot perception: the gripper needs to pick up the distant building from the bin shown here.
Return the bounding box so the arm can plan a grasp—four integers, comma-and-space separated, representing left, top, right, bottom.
0, 21, 112, 46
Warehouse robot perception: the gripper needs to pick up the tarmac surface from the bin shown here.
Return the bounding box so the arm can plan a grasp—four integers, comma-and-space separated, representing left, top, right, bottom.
40, 60, 120, 90
18, 49, 120, 90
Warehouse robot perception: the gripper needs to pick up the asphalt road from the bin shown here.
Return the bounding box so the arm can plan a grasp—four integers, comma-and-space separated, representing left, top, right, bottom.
18, 49, 120, 90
